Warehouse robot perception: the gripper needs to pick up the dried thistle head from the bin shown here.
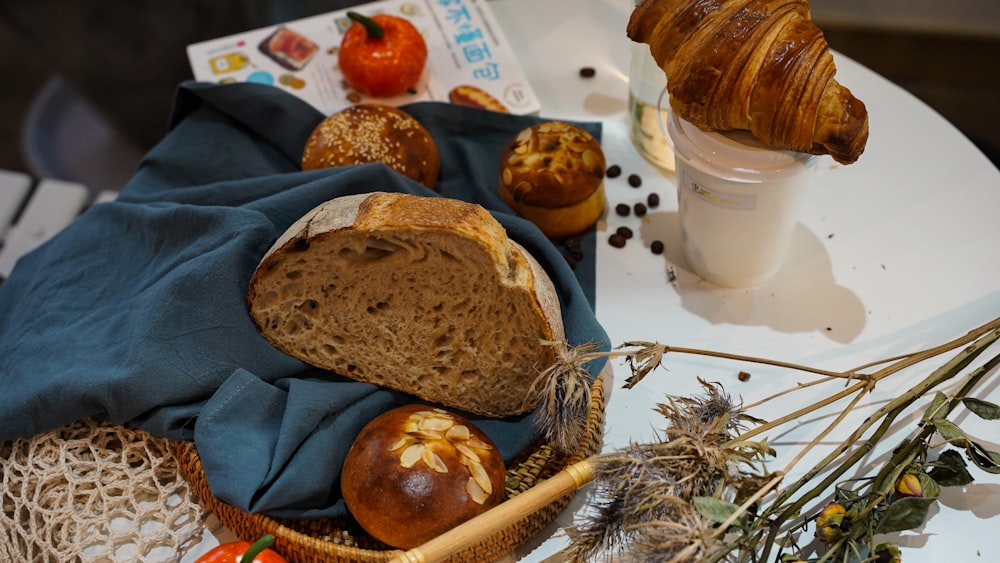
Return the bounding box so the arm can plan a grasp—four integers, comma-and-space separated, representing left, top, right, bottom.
528, 341, 604, 453
564, 380, 771, 562
657, 378, 746, 438
565, 443, 685, 562
629, 498, 717, 563
620, 341, 668, 389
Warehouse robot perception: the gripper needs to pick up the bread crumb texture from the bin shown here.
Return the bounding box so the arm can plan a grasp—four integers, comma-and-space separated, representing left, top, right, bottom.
249, 193, 563, 417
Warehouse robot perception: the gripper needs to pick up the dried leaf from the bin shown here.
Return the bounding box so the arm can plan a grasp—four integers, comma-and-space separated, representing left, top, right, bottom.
916, 472, 941, 499
692, 496, 743, 527
875, 496, 935, 534
921, 392, 949, 424
966, 440, 1000, 474
962, 397, 1000, 420
928, 449, 974, 487
933, 419, 969, 446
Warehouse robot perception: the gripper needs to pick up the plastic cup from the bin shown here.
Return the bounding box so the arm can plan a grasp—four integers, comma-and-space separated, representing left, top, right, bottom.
666, 110, 816, 287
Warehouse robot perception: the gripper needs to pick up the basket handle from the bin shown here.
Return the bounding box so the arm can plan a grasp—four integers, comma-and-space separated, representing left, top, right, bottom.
389, 458, 595, 563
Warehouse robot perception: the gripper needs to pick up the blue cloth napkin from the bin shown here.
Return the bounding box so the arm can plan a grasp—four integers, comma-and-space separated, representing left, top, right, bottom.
0, 81, 609, 519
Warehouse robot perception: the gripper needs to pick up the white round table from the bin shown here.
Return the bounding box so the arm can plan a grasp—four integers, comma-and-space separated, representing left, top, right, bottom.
490, 0, 1000, 561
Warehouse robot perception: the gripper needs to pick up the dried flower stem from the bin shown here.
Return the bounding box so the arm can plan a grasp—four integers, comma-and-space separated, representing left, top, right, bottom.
755, 324, 1000, 562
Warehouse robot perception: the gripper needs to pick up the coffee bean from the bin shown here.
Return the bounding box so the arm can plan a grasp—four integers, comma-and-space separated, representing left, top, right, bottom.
633, 202, 648, 217
616, 226, 634, 239
647, 192, 660, 207
606, 164, 622, 178
608, 233, 627, 248
650, 240, 664, 254
579, 67, 596, 78
615, 203, 631, 217
627, 174, 642, 188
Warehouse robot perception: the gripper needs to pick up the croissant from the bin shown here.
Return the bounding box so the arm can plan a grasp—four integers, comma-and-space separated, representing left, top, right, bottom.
627, 0, 868, 164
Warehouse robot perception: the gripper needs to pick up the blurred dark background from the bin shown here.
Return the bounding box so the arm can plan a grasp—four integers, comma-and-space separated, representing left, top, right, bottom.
1, 0, 998, 195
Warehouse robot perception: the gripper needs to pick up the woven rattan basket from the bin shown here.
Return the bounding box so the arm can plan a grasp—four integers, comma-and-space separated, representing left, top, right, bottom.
172, 372, 606, 562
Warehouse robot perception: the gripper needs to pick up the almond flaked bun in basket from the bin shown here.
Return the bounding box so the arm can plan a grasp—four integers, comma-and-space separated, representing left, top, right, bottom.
627, 0, 869, 164
499, 121, 607, 240
247, 192, 565, 417
340, 404, 506, 549
301, 104, 441, 189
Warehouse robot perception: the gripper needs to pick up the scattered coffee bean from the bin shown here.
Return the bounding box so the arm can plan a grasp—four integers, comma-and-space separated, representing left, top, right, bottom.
738, 370, 751, 382
647, 192, 660, 207
616, 226, 634, 239
608, 233, 627, 248
606, 164, 622, 178
633, 202, 648, 217
563, 237, 583, 266
650, 240, 664, 254
627, 173, 642, 188
579, 66, 596, 78
614, 203, 631, 217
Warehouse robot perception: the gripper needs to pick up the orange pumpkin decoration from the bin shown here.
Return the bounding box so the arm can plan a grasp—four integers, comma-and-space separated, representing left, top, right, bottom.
338, 11, 427, 98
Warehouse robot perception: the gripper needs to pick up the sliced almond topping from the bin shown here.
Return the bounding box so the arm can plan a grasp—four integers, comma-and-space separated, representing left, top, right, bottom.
466, 476, 489, 505
469, 461, 493, 495
400, 443, 424, 468
388, 437, 411, 451
414, 429, 443, 441
581, 149, 601, 169
466, 437, 493, 451
422, 448, 449, 473
403, 417, 421, 434
445, 425, 471, 441
419, 416, 454, 432
523, 153, 543, 168
455, 443, 480, 464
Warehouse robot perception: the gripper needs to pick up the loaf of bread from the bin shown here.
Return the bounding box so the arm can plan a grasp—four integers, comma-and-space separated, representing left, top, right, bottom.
340, 404, 506, 548
301, 104, 440, 189
247, 192, 565, 417
499, 121, 606, 239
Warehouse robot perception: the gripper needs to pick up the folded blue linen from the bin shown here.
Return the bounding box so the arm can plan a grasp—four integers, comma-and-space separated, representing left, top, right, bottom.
0, 81, 609, 518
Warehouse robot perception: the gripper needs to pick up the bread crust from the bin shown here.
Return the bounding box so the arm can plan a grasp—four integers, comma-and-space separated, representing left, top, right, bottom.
499, 122, 606, 239
248, 192, 565, 417
301, 104, 440, 189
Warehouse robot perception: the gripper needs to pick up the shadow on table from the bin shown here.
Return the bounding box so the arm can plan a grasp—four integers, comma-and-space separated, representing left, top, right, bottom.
638, 211, 867, 343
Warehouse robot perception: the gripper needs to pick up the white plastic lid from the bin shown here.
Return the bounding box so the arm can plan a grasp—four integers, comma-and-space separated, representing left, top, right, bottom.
666, 109, 814, 183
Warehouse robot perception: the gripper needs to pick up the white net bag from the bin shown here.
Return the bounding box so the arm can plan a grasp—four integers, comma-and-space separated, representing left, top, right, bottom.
1, 417, 204, 562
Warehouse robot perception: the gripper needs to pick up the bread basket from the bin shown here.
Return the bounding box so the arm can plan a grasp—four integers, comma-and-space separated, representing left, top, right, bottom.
172, 372, 606, 562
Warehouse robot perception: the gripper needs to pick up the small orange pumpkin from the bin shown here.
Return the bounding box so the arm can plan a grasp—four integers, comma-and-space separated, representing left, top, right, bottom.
338, 11, 427, 98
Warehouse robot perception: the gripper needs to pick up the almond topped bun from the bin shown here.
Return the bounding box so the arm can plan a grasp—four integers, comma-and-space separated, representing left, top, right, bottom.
340, 404, 506, 548
499, 121, 606, 239
302, 104, 440, 189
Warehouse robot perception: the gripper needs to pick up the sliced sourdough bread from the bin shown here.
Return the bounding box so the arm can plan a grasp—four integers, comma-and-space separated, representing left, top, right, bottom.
247, 192, 565, 417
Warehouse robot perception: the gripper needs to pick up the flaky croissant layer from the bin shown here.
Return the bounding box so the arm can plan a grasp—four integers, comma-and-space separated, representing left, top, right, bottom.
628, 0, 868, 164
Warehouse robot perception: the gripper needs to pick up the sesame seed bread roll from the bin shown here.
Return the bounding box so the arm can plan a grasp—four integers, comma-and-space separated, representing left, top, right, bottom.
247, 192, 565, 417
302, 104, 440, 189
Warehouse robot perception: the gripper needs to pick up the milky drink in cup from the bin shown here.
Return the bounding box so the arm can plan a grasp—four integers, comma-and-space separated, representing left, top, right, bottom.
666, 110, 816, 288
